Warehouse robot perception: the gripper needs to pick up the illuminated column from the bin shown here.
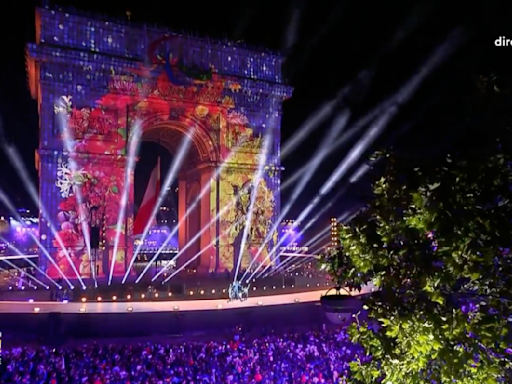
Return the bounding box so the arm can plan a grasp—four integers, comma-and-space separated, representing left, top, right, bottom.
330, 218, 338, 249
198, 168, 212, 272
125, 170, 135, 274
178, 179, 187, 257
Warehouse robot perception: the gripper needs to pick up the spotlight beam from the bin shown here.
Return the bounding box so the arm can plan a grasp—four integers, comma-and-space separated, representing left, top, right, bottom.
23, 256, 61, 288
250, 31, 463, 282
153, 92, 362, 283
233, 133, 272, 281
280, 98, 336, 159
153, 132, 326, 284
110, 72, 156, 285
109, 121, 142, 285
252, 115, 389, 281
281, 62, 379, 164
0, 188, 73, 289
161, 244, 209, 284
0, 266, 30, 285
304, 229, 330, 250
243, 185, 347, 283
122, 134, 193, 284
243, 112, 350, 277
57, 102, 96, 287
136, 138, 253, 283
160, 217, 242, 284
0, 235, 61, 289
281, 98, 390, 192
264, 256, 295, 282
150, 172, 254, 283
268, 255, 315, 277
281, 255, 315, 275
3, 145, 86, 289
283, 1, 305, 53
265, 253, 296, 277
2, 259, 49, 289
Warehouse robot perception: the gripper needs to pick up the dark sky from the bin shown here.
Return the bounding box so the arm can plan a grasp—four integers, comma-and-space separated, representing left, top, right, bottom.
1, 0, 512, 240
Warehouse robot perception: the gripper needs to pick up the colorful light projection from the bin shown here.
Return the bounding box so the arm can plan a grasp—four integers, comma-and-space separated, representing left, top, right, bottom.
135, 227, 178, 250
279, 220, 302, 250
1, 218, 39, 254
28, 7, 291, 279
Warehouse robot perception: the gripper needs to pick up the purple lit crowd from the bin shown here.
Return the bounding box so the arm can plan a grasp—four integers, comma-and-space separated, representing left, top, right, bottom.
0, 328, 366, 384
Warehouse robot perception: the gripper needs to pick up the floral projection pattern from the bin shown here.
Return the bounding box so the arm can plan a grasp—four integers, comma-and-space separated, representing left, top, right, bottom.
49, 156, 127, 278
46, 34, 280, 278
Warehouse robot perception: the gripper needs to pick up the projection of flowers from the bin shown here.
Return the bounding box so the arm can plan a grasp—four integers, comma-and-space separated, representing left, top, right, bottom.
48, 41, 277, 276
49, 158, 127, 278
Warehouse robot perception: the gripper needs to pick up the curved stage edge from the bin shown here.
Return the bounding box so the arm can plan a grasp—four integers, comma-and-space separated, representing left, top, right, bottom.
0, 288, 372, 342
0, 290, 326, 313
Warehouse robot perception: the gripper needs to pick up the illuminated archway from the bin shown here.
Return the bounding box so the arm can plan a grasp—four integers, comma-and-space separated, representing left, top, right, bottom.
28, 7, 291, 282
185, 181, 201, 267
138, 119, 215, 273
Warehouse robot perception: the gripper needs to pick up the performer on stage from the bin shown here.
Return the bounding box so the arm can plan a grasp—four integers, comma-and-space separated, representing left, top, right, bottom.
228, 281, 250, 302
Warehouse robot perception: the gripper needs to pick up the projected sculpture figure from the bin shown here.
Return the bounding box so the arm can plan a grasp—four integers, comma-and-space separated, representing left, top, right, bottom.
26, 7, 291, 281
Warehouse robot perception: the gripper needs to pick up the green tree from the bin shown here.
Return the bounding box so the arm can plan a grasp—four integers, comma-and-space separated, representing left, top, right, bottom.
325, 76, 512, 383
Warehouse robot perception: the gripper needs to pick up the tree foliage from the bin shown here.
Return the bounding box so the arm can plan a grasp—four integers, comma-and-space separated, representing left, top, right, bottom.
325, 75, 512, 383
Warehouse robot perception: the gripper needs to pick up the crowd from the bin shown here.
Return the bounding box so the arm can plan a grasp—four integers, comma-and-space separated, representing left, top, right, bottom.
0, 327, 367, 384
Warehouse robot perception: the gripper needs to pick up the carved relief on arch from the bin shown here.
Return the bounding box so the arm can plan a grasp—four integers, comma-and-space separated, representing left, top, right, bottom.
138, 113, 219, 164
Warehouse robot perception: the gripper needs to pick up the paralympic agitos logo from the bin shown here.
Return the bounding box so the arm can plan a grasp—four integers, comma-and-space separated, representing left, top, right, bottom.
147, 36, 213, 85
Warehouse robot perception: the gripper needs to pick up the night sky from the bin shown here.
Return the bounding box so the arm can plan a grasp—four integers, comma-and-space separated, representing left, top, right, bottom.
1, 0, 512, 240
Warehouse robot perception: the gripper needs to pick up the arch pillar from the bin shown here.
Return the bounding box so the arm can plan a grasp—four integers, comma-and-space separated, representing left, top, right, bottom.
177, 178, 187, 261
199, 168, 212, 272
176, 164, 213, 273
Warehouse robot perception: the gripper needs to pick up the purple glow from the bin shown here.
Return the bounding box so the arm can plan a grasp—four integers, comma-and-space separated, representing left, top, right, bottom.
139, 226, 178, 249
28, 6, 290, 275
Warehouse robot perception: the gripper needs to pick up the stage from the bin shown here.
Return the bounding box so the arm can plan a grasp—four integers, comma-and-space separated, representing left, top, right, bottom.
0, 285, 373, 342
0, 290, 329, 342
0, 272, 331, 303
0, 289, 325, 313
